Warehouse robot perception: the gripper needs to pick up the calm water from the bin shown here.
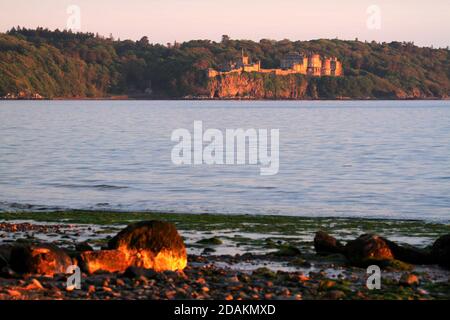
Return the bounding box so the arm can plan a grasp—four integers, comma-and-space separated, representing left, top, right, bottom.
0, 100, 449, 222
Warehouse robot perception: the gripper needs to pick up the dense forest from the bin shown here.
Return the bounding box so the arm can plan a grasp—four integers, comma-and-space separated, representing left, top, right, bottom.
0, 27, 449, 99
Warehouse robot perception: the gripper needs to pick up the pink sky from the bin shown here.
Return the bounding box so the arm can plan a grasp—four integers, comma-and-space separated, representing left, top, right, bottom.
1, 0, 449, 47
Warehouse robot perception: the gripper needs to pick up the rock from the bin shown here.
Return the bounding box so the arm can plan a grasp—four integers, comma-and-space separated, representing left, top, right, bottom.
382, 238, 434, 265
108, 221, 187, 272
344, 234, 394, 267
75, 242, 94, 252
431, 234, 450, 269
0, 266, 20, 279
264, 238, 278, 249
252, 267, 276, 278
0, 245, 12, 269
319, 279, 336, 290
314, 231, 344, 254
115, 278, 126, 286
201, 248, 216, 255
380, 259, 414, 271
197, 237, 223, 245
9, 243, 73, 276
288, 258, 312, 267
323, 290, 346, 300
25, 278, 44, 290
78, 250, 129, 274
122, 266, 158, 279
399, 273, 420, 286
274, 244, 301, 257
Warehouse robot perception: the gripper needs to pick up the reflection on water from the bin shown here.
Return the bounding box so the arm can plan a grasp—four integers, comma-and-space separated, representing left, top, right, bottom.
0, 100, 449, 221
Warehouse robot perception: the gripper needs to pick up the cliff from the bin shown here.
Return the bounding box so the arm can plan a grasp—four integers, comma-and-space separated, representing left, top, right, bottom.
208, 73, 309, 99
208, 72, 448, 100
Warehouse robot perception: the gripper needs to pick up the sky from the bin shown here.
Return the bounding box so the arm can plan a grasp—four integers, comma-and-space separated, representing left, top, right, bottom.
0, 0, 449, 47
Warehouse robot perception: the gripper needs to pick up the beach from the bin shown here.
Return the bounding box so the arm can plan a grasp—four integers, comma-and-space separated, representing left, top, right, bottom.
0, 211, 448, 300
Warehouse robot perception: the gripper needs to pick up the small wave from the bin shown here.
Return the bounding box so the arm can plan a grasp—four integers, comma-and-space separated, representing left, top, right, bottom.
44, 183, 128, 190
253, 186, 277, 190
0, 201, 64, 212
92, 184, 128, 190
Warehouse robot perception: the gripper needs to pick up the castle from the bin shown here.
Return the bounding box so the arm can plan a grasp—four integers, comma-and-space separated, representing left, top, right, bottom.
208, 51, 342, 78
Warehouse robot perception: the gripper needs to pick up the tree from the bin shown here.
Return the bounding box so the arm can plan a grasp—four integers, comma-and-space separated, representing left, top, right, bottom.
221, 35, 230, 44
138, 36, 149, 46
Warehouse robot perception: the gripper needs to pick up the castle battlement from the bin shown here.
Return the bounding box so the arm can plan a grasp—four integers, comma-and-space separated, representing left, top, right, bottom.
208, 51, 343, 78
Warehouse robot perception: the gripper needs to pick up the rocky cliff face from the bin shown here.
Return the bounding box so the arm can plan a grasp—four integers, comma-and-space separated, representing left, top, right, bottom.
207, 73, 448, 100
208, 73, 310, 99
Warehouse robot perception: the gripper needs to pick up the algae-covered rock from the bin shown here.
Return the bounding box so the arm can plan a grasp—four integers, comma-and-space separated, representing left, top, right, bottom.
314, 231, 344, 255
274, 244, 302, 257
288, 258, 312, 267
197, 237, 223, 245
381, 259, 414, 271
252, 267, 277, 278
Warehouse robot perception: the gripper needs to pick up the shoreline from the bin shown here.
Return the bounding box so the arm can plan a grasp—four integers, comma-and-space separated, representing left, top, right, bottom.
0, 209, 449, 225
0, 216, 449, 300
1, 97, 450, 101
0, 210, 448, 245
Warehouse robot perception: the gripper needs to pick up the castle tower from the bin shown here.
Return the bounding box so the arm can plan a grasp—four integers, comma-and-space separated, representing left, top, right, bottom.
307, 54, 322, 76
321, 57, 332, 76
330, 57, 343, 76
241, 49, 250, 66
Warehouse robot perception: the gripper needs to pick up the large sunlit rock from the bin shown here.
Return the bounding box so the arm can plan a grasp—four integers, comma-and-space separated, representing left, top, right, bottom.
108, 221, 187, 272
78, 250, 129, 274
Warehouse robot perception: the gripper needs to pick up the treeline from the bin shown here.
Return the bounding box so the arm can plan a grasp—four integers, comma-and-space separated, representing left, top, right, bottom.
0, 27, 449, 99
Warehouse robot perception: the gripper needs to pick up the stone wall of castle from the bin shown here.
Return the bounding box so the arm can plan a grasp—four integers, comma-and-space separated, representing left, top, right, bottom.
208, 53, 342, 78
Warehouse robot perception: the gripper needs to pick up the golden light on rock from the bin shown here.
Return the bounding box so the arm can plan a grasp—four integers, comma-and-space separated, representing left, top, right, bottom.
78, 250, 129, 274
10, 244, 72, 276
108, 221, 187, 272
78, 221, 187, 274
117, 246, 187, 272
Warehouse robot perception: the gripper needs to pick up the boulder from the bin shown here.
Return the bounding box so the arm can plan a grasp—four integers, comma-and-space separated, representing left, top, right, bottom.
122, 266, 158, 279
344, 234, 394, 267
274, 244, 302, 257
197, 237, 222, 245
431, 234, 450, 269
314, 231, 344, 254
0, 245, 12, 269
75, 242, 94, 252
108, 221, 187, 272
9, 243, 73, 276
382, 238, 434, 265
78, 250, 129, 274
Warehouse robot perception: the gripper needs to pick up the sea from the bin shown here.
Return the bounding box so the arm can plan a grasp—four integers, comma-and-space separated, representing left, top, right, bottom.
0, 100, 449, 222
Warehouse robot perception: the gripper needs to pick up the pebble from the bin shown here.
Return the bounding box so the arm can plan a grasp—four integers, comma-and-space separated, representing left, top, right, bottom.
399, 273, 420, 286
